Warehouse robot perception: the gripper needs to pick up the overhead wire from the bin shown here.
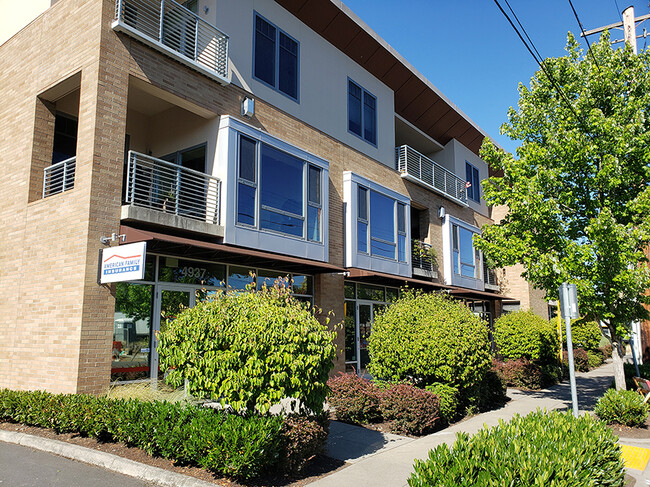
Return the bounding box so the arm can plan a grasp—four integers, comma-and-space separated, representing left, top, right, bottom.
567, 0, 602, 72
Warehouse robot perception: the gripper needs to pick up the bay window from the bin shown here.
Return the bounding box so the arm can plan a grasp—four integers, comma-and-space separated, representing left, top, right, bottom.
443, 215, 484, 290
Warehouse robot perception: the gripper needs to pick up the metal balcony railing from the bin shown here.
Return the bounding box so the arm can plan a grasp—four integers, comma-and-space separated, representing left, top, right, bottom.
43, 157, 76, 198
113, 0, 229, 83
396, 145, 468, 205
412, 240, 435, 272
124, 151, 221, 225
483, 261, 498, 289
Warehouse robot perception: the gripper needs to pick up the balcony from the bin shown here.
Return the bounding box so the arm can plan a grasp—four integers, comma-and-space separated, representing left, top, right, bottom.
121, 151, 223, 236
43, 157, 76, 198
113, 0, 229, 84
396, 145, 468, 206
412, 240, 438, 280
483, 261, 499, 291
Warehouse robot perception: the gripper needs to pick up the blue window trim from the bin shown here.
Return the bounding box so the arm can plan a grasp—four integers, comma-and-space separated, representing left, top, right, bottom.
252, 12, 300, 103
465, 161, 480, 203
347, 78, 377, 147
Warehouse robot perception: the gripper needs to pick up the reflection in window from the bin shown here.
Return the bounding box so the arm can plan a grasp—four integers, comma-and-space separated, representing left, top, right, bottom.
158, 257, 226, 286
254, 14, 299, 100
348, 79, 376, 145
228, 266, 254, 290
452, 224, 481, 279
357, 284, 384, 301
236, 133, 323, 241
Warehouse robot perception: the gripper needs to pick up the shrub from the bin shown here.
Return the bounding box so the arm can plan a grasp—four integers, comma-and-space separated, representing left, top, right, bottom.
494, 310, 559, 363
408, 409, 625, 487
476, 370, 508, 410
561, 317, 602, 351
0, 388, 320, 479
595, 389, 649, 427
600, 344, 613, 359
492, 358, 543, 390
367, 290, 492, 403
280, 415, 329, 473
425, 383, 459, 422
380, 383, 440, 436
327, 373, 381, 424
540, 363, 564, 386
158, 283, 336, 414
587, 350, 604, 369
563, 348, 589, 372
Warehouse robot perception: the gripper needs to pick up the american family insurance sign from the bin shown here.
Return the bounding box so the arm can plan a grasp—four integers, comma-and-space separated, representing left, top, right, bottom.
100, 242, 147, 284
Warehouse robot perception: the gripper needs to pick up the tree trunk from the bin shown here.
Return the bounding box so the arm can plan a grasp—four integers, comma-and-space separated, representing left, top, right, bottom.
612, 338, 627, 390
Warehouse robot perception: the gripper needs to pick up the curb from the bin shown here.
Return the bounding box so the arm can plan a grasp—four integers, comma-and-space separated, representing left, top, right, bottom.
0, 430, 223, 487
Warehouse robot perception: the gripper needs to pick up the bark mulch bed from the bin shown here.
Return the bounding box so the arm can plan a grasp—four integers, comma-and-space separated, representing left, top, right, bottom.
0, 421, 346, 487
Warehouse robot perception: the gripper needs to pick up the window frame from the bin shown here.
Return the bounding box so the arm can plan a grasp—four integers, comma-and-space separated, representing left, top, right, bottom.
465, 161, 480, 203
235, 132, 323, 243
347, 78, 377, 146
451, 223, 482, 280
252, 12, 300, 102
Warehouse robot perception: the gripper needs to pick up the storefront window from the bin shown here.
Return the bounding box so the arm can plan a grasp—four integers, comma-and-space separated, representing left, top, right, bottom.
292, 274, 313, 295
357, 284, 384, 301
228, 266, 254, 290
158, 257, 225, 286
344, 281, 356, 299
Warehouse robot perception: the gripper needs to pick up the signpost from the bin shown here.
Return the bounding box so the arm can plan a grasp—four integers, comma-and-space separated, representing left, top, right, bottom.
559, 282, 580, 417
100, 242, 147, 284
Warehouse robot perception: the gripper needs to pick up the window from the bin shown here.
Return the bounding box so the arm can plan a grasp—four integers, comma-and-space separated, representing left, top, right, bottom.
236, 133, 322, 241
452, 224, 481, 279
348, 79, 377, 145
254, 14, 299, 100
357, 186, 407, 262
465, 162, 480, 203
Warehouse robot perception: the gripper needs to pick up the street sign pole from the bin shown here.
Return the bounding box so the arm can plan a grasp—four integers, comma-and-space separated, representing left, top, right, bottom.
559, 283, 580, 417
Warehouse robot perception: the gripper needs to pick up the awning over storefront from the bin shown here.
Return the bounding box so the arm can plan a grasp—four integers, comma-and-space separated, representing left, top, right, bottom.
119, 225, 346, 275
346, 268, 455, 290
449, 288, 512, 301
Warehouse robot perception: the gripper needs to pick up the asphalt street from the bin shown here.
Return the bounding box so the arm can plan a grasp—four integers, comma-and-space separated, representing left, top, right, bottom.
0, 441, 156, 487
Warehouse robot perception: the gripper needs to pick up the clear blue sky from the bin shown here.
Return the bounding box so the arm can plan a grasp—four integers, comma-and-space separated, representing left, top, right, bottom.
343, 0, 649, 155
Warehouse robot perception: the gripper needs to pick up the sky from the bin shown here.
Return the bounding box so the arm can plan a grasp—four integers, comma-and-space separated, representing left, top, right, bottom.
342, 0, 650, 155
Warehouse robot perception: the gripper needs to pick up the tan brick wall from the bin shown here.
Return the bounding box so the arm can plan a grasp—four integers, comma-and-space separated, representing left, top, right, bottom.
313, 274, 346, 375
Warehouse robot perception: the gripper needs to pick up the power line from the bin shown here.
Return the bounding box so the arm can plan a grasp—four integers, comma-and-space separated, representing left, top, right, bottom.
493, 0, 586, 127
613, 0, 623, 22
567, 0, 602, 72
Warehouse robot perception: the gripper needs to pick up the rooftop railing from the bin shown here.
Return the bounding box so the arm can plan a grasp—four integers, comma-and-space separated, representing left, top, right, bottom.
396, 145, 468, 205
124, 150, 221, 225
43, 157, 76, 198
113, 0, 229, 83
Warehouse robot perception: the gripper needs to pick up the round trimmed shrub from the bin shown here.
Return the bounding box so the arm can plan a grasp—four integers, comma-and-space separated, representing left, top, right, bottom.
563, 348, 589, 372
408, 409, 625, 487
380, 383, 440, 436
367, 290, 492, 400
327, 373, 381, 424
562, 317, 602, 351
492, 358, 543, 390
494, 310, 559, 363
595, 389, 649, 427
158, 285, 336, 414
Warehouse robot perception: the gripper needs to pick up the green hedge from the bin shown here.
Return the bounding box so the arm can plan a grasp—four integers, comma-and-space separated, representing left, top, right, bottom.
562, 317, 602, 351
367, 290, 492, 407
408, 409, 625, 487
158, 283, 336, 415
494, 310, 558, 363
595, 389, 649, 427
0, 389, 326, 478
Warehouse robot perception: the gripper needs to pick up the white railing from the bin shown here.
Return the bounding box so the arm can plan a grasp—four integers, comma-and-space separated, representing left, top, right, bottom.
43, 157, 76, 198
396, 145, 468, 205
412, 240, 435, 272
125, 151, 221, 225
113, 0, 229, 83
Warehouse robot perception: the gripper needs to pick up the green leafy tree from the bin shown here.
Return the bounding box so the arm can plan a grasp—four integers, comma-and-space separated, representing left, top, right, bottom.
476, 33, 650, 390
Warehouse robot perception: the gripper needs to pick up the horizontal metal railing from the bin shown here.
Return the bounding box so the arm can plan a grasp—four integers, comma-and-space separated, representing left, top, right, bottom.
114, 0, 229, 82
124, 151, 221, 225
412, 240, 435, 272
396, 145, 468, 205
484, 261, 498, 288
43, 157, 76, 198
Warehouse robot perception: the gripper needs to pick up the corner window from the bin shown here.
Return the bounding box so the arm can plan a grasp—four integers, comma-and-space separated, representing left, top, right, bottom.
236, 133, 322, 241
357, 186, 407, 262
348, 79, 376, 145
452, 224, 481, 279
465, 162, 480, 203
253, 14, 299, 101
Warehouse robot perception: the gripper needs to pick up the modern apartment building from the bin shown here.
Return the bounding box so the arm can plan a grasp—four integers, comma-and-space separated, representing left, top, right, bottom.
0, 0, 528, 395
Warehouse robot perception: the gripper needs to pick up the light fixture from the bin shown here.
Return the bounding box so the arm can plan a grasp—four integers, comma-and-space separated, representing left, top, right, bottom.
100, 233, 126, 245
241, 97, 255, 118
437, 206, 446, 219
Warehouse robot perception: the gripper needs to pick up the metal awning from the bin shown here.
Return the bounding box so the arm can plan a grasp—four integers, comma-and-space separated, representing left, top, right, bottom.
345, 268, 455, 290
119, 225, 346, 274
449, 288, 512, 301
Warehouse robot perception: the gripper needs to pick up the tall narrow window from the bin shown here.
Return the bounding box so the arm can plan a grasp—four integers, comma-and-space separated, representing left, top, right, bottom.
254, 14, 299, 101
237, 135, 257, 226
465, 162, 480, 203
348, 80, 377, 145
397, 203, 406, 262
369, 190, 395, 259
307, 165, 322, 242
357, 187, 368, 253
452, 223, 481, 278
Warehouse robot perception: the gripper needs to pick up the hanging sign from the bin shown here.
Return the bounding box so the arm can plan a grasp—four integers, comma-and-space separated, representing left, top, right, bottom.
100, 242, 147, 283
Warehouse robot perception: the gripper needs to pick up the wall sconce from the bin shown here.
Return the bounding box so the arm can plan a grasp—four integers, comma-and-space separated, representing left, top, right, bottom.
437, 206, 446, 219
241, 97, 255, 118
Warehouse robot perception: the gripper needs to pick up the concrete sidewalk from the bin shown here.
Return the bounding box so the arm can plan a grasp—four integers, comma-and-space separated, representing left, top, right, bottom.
311, 362, 637, 487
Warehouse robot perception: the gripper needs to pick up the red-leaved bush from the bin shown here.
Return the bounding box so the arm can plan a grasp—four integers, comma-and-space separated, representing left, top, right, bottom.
327, 373, 381, 424
380, 383, 440, 435
563, 348, 590, 372
280, 415, 329, 473
492, 358, 543, 390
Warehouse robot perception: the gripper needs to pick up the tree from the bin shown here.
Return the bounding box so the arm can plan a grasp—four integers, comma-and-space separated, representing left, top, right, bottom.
476, 33, 650, 390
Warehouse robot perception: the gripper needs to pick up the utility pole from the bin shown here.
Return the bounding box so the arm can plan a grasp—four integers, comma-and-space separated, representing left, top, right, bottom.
581, 6, 650, 55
